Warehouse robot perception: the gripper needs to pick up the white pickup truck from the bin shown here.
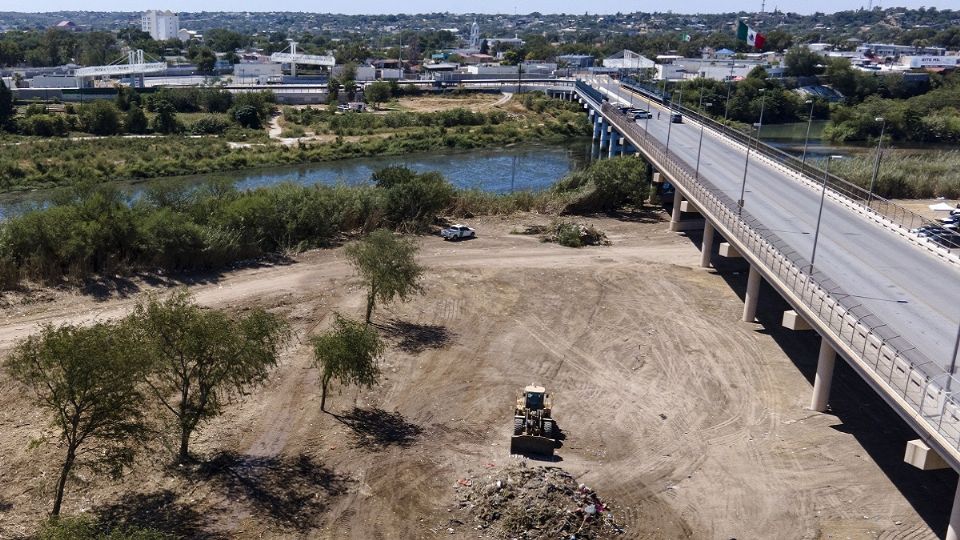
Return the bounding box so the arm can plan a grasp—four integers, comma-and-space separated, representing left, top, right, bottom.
441, 224, 476, 241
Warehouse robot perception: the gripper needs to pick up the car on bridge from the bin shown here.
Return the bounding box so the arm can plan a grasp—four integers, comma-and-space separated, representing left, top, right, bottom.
670, 113, 683, 123
633, 110, 653, 120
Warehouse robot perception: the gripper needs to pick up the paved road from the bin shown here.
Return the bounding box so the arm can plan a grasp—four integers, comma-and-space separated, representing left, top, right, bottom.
591, 78, 960, 377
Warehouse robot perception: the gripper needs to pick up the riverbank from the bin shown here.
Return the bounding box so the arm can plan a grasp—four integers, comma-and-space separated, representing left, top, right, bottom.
0, 93, 589, 192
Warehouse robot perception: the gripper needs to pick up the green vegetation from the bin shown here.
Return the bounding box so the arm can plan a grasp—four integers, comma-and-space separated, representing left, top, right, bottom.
541, 221, 611, 248
826, 72, 960, 143
344, 229, 424, 323
5, 323, 147, 516
0, 155, 646, 290
36, 516, 170, 540
312, 314, 385, 411
128, 291, 289, 462
829, 150, 960, 199
0, 96, 587, 191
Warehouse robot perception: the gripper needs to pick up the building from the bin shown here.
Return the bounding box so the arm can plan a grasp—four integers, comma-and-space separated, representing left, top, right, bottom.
900, 55, 960, 69
558, 54, 595, 68
234, 62, 281, 84
603, 50, 655, 70
857, 43, 946, 58
177, 29, 201, 43
141, 10, 179, 41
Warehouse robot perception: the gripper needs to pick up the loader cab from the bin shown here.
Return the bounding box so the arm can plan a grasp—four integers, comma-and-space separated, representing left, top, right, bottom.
523, 385, 547, 410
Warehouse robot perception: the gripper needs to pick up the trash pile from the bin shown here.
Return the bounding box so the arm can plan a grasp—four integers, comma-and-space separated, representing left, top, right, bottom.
454, 463, 624, 539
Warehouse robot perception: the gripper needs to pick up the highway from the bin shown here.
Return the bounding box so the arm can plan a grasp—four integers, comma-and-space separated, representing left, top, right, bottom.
590, 77, 960, 379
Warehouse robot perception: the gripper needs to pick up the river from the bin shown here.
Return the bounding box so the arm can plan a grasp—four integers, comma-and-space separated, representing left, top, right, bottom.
0, 140, 594, 219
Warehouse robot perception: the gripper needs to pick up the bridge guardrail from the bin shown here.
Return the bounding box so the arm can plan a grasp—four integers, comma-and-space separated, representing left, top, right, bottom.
599, 101, 960, 455
617, 78, 950, 244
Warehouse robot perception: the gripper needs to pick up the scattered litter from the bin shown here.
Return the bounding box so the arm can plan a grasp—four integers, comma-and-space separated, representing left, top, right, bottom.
455, 463, 624, 538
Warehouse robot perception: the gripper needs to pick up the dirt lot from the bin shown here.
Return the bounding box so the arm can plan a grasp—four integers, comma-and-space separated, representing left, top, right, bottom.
395, 93, 510, 113
0, 212, 955, 539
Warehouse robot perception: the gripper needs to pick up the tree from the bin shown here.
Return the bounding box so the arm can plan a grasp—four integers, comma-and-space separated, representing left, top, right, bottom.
5, 323, 146, 516
125, 105, 148, 134
344, 229, 423, 324
151, 99, 179, 134
372, 167, 454, 230
365, 81, 392, 109
311, 314, 384, 411
192, 47, 217, 73
78, 101, 121, 135
129, 291, 289, 461
232, 104, 261, 129
784, 46, 825, 77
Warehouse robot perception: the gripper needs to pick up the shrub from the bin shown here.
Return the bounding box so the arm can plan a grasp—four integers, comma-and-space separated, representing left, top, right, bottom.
78, 101, 121, 135
188, 114, 231, 135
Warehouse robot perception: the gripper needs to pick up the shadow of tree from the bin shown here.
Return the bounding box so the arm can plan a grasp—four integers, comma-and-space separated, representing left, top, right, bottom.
376, 319, 453, 353
193, 452, 350, 531
95, 489, 219, 539
334, 407, 424, 449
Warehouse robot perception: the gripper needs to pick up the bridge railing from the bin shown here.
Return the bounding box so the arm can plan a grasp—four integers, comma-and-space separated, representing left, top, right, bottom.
600, 102, 960, 454
617, 78, 946, 242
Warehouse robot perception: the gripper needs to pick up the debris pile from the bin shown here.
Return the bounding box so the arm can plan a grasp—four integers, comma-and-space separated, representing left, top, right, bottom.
455, 463, 624, 539
541, 221, 610, 248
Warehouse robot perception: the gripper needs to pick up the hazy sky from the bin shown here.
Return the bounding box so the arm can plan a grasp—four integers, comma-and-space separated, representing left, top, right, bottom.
11, 0, 955, 15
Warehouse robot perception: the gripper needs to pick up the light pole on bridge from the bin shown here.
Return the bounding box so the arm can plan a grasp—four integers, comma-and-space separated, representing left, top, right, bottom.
867, 116, 886, 209
737, 88, 765, 216
695, 101, 713, 182
800, 99, 815, 169
809, 155, 843, 276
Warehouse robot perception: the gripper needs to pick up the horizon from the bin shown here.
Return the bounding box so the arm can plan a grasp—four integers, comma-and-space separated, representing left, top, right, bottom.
4, 2, 956, 16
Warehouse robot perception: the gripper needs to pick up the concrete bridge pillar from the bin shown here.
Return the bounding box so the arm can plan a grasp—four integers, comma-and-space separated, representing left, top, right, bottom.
669, 190, 684, 232
742, 265, 761, 323
608, 133, 621, 158
947, 483, 960, 540
810, 338, 837, 412
599, 122, 610, 149
700, 221, 715, 268
592, 115, 602, 142
647, 171, 662, 205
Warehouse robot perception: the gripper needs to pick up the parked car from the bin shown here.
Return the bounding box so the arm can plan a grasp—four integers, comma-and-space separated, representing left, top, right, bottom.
441, 224, 476, 241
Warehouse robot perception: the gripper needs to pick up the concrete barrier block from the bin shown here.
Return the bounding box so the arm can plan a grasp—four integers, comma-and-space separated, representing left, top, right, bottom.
679, 200, 700, 213
781, 310, 812, 331
717, 242, 742, 257
904, 439, 950, 470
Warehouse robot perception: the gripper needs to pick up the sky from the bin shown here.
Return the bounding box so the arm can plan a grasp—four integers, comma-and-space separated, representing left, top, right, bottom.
10, 0, 955, 15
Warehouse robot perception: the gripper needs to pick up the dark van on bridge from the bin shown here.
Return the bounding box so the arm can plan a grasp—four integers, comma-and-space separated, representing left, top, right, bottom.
670, 113, 683, 123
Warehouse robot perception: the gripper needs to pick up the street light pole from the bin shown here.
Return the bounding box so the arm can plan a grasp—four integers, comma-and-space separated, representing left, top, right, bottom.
737, 89, 765, 215
695, 100, 712, 182
948, 323, 960, 391
867, 117, 886, 209
665, 81, 676, 158
809, 155, 842, 275
800, 99, 815, 169
721, 61, 735, 137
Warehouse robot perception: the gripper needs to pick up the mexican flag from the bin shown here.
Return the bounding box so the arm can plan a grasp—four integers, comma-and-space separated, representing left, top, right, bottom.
737, 20, 766, 48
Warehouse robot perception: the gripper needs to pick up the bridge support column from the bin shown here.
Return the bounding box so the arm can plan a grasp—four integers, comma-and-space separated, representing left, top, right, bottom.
700, 221, 715, 268
599, 120, 610, 149
608, 133, 621, 158
592, 116, 602, 141
669, 190, 684, 232
948, 483, 960, 540
742, 265, 761, 322
647, 172, 662, 205
810, 338, 837, 412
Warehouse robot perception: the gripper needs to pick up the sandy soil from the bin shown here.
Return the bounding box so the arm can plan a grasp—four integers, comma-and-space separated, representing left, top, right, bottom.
395, 93, 507, 113
0, 212, 955, 539
893, 198, 960, 221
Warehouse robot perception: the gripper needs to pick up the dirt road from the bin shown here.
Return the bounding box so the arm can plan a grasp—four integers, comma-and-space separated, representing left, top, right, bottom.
0, 212, 953, 539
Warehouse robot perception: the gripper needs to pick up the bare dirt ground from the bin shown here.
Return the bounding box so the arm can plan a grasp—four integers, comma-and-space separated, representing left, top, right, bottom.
395, 93, 507, 113
0, 212, 955, 539
894, 198, 960, 221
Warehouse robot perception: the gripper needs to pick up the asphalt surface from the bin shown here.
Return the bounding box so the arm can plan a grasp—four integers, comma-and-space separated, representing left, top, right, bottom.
591, 78, 960, 377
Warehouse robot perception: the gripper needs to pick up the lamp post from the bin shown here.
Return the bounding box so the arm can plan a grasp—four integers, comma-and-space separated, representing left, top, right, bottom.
867, 116, 886, 209
721, 61, 735, 137
800, 99, 815, 169
737, 89, 766, 215
809, 155, 843, 276
665, 81, 676, 158
949, 323, 960, 391
695, 101, 713, 181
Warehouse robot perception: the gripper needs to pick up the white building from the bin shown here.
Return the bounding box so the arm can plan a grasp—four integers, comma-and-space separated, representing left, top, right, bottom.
900, 55, 960, 69
177, 29, 201, 43
603, 50, 656, 70
141, 10, 179, 41
234, 62, 281, 84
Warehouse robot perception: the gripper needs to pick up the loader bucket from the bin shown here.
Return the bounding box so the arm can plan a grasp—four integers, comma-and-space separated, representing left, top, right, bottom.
510, 435, 555, 456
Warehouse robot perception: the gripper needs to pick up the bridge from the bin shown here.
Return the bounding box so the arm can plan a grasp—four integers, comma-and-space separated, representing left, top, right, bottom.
571, 76, 960, 538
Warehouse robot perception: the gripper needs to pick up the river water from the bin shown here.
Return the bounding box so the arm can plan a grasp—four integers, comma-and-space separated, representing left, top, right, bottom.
0, 140, 594, 219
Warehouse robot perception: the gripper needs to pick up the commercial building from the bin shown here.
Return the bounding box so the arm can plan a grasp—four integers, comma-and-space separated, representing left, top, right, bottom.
603, 50, 655, 70
234, 62, 281, 84
900, 55, 960, 69
558, 54, 595, 68
141, 10, 179, 41
857, 42, 946, 58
